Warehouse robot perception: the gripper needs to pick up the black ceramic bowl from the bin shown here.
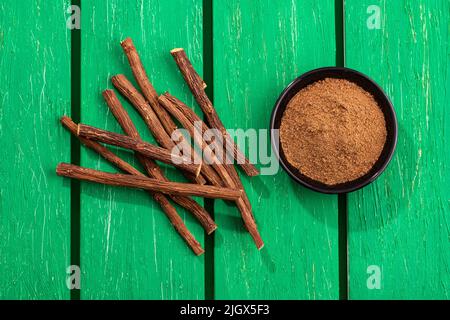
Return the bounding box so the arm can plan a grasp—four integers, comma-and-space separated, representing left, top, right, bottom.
270, 67, 397, 194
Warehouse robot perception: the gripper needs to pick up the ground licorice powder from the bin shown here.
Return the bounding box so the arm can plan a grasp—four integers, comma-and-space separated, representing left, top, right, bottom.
280, 78, 387, 185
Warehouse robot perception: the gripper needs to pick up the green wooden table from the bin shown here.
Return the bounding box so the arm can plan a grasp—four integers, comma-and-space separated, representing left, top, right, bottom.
0, 0, 448, 300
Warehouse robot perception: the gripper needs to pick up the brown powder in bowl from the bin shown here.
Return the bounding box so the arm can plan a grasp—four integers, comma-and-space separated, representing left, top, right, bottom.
280, 78, 387, 186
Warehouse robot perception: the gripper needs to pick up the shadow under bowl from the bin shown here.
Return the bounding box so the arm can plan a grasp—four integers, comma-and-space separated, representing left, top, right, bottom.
270, 67, 398, 194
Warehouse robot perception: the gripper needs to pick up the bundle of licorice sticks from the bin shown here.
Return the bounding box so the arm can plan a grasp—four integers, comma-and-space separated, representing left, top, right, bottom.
57, 38, 263, 255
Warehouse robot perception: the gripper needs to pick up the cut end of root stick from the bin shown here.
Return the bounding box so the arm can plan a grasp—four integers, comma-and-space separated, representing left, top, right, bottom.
60, 115, 72, 128
207, 224, 218, 235
60, 116, 78, 135
170, 48, 184, 54
102, 89, 115, 98
111, 74, 124, 85
56, 162, 69, 176
195, 163, 203, 178
60, 115, 70, 123
195, 248, 205, 256
120, 37, 132, 44
120, 37, 134, 52
243, 164, 260, 177
255, 236, 264, 250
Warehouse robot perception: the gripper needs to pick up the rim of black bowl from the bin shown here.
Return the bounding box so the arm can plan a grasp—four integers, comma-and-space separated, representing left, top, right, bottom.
270, 66, 398, 194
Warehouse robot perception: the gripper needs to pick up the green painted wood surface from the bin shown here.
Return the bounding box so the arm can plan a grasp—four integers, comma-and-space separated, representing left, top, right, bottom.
1, 0, 449, 301
0, 0, 71, 299
80, 0, 205, 299
212, 0, 339, 299
346, 0, 449, 299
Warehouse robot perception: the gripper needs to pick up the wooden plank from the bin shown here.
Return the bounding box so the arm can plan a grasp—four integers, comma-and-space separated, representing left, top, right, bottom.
80, 0, 205, 299
213, 0, 339, 299
0, 0, 71, 299
346, 0, 449, 299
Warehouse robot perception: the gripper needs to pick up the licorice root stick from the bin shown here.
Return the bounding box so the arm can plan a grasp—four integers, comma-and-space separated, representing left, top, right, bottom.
56, 163, 242, 201
77, 124, 202, 177
170, 48, 259, 177
60, 116, 204, 255
102, 90, 217, 234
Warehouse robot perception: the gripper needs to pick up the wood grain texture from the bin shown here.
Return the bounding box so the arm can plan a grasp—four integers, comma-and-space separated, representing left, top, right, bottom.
213, 0, 339, 299
346, 0, 450, 299
80, 0, 205, 299
0, 0, 71, 299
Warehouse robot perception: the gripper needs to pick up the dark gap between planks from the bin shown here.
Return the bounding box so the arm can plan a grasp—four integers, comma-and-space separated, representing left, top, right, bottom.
335, 0, 349, 300
70, 0, 81, 301
202, 0, 215, 301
